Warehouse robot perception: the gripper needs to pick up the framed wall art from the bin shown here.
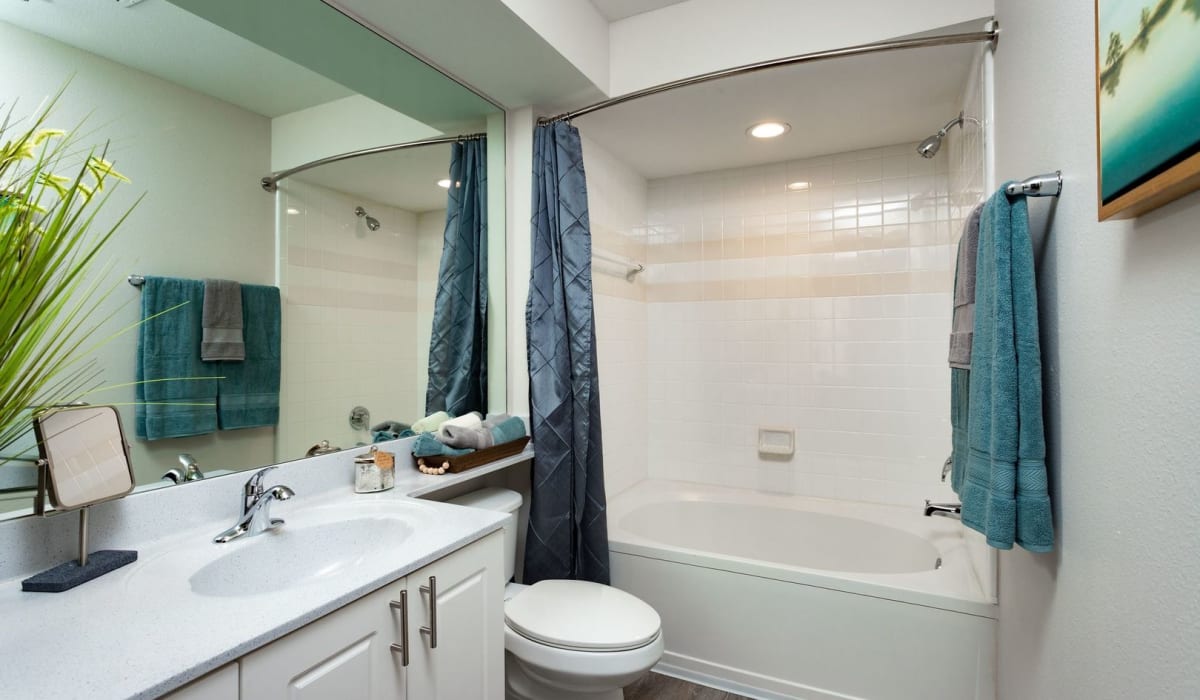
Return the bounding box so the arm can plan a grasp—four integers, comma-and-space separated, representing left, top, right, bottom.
1096, 0, 1200, 220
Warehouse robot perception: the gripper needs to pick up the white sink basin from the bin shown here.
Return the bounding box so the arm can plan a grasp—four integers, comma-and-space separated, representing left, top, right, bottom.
190, 516, 415, 597
125, 499, 432, 599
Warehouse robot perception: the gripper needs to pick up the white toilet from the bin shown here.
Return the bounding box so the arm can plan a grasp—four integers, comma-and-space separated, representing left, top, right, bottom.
449, 488, 663, 700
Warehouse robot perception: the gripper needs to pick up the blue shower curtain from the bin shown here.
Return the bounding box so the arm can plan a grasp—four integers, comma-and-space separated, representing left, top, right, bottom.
524, 122, 610, 585
426, 138, 488, 417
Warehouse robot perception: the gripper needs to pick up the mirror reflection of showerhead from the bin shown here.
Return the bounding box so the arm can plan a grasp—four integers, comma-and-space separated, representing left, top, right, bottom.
354, 205, 381, 232
916, 111, 966, 159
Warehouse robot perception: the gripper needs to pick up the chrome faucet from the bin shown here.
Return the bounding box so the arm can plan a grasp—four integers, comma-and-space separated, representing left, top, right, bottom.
161, 453, 206, 484
213, 466, 295, 543
941, 455, 953, 482
924, 500, 962, 519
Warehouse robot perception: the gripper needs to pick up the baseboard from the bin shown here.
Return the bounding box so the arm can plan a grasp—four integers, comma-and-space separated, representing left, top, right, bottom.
653, 651, 865, 700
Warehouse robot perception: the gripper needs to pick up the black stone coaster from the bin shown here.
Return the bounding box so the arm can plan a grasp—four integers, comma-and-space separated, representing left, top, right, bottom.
21, 550, 138, 593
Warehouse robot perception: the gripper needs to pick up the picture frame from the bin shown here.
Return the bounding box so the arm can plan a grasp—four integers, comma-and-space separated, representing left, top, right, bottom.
1095, 0, 1200, 220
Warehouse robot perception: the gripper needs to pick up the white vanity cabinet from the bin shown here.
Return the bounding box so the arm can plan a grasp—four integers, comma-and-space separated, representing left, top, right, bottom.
237, 531, 504, 700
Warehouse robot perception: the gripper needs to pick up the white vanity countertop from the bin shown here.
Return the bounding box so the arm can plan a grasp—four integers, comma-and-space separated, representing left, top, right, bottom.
0, 442, 532, 699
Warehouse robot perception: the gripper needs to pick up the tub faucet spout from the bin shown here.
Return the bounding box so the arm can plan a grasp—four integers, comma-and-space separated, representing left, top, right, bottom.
924, 500, 962, 519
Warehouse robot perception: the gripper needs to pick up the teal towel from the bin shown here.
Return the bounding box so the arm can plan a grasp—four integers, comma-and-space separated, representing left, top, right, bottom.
959, 187, 1054, 552
949, 368, 970, 495
411, 433, 471, 458
214, 284, 280, 430
490, 416, 527, 445
136, 277, 219, 440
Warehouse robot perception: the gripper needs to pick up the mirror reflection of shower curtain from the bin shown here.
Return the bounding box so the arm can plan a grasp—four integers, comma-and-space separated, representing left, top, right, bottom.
425, 138, 488, 417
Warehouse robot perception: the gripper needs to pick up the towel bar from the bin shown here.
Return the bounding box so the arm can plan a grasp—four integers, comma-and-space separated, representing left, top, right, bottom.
1005, 171, 1062, 197
127, 275, 145, 288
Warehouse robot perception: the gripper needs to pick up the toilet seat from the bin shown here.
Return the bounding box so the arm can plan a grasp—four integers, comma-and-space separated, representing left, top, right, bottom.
505, 580, 661, 652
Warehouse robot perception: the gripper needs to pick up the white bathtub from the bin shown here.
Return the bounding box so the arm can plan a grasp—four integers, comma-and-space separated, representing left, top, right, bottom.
608, 480, 996, 700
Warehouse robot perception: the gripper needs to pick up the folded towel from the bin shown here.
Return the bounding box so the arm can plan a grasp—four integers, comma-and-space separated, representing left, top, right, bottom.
201, 279, 245, 362
959, 187, 1053, 552
439, 424, 494, 450
489, 416, 527, 445
136, 277, 219, 440
411, 433, 472, 458
436, 411, 482, 438
438, 415, 527, 450
411, 411, 452, 434
373, 430, 400, 443
215, 284, 281, 430
371, 420, 410, 435
949, 204, 984, 369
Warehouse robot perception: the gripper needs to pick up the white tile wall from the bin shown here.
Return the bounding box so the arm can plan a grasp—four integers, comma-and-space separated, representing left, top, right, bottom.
276, 181, 423, 459
585, 135, 651, 497
638, 143, 962, 506
415, 210, 447, 419
588, 130, 986, 507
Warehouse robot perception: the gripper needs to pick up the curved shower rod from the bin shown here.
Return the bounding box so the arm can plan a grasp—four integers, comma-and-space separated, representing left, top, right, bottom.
539, 26, 999, 124
261, 132, 485, 193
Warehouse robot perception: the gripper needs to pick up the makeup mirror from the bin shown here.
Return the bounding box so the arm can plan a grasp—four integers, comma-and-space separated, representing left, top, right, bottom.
22, 405, 138, 593
35, 405, 135, 512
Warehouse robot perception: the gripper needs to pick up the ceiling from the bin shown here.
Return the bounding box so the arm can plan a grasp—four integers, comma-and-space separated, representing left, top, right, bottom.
589, 0, 690, 22
294, 143, 454, 214
576, 41, 978, 179
0, 0, 353, 118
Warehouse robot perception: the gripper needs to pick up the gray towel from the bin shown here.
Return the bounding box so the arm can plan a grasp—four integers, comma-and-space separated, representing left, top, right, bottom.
437, 414, 513, 450
949, 204, 984, 369
201, 279, 244, 362
439, 424, 494, 450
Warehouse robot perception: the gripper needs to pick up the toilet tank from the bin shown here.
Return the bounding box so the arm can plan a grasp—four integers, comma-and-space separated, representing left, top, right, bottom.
447, 487, 523, 581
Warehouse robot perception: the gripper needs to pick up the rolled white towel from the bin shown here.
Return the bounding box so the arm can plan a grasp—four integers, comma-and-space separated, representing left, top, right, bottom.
437, 411, 482, 438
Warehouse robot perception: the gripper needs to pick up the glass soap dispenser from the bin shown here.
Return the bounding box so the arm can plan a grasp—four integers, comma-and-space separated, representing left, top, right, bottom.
354, 445, 395, 493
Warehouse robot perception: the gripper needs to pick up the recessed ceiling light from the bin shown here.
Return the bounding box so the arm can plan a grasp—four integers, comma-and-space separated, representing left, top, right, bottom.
748, 122, 791, 139
786, 181, 811, 191
286, 207, 300, 215
437, 179, 452, 188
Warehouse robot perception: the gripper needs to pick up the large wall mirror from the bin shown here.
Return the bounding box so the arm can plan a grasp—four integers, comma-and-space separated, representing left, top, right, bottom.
0, 0, 506, 519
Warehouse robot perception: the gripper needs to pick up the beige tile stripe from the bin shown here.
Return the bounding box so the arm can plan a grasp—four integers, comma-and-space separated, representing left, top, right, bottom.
287, 245, 417, 281
645, 270, 952, 302
643, 222, 955, 263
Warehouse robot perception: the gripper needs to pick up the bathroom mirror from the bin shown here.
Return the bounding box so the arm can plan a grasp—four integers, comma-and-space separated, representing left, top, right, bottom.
0, 0, 506, 519
34, 406, 135, 512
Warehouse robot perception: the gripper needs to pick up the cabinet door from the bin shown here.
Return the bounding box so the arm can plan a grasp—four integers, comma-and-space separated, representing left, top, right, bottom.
406, 531, 505, 700
239, 578, 407, 700
161, 663, 239, 700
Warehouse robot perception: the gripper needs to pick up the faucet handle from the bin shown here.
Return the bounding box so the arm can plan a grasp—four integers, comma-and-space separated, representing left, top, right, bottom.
244, 465, 279, 498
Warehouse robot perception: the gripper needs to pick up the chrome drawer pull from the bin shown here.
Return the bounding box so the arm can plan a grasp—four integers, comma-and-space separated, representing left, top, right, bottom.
419, 576, 438, 649
389, 590, 409, 667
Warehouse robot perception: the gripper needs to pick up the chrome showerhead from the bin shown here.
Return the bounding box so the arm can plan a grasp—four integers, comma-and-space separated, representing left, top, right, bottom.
916, 111, 966, 159
917, 133, 944, 159
354, 206, 381, 232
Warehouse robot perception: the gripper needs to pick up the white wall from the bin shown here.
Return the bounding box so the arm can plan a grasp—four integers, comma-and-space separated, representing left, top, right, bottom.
270, 95, 442, 171
498, 0, 610, 94
0, 21, 276, 485
607, 0, 996, 95
992, 1, 1200, 698
505, 107, 536, 416
276, 180, 421, 458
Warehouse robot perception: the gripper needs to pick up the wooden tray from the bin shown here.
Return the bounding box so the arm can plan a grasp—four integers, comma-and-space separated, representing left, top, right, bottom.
413, 436, 530, 474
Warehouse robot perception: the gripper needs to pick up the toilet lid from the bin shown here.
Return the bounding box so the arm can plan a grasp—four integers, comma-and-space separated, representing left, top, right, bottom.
505, 580, 661, 652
